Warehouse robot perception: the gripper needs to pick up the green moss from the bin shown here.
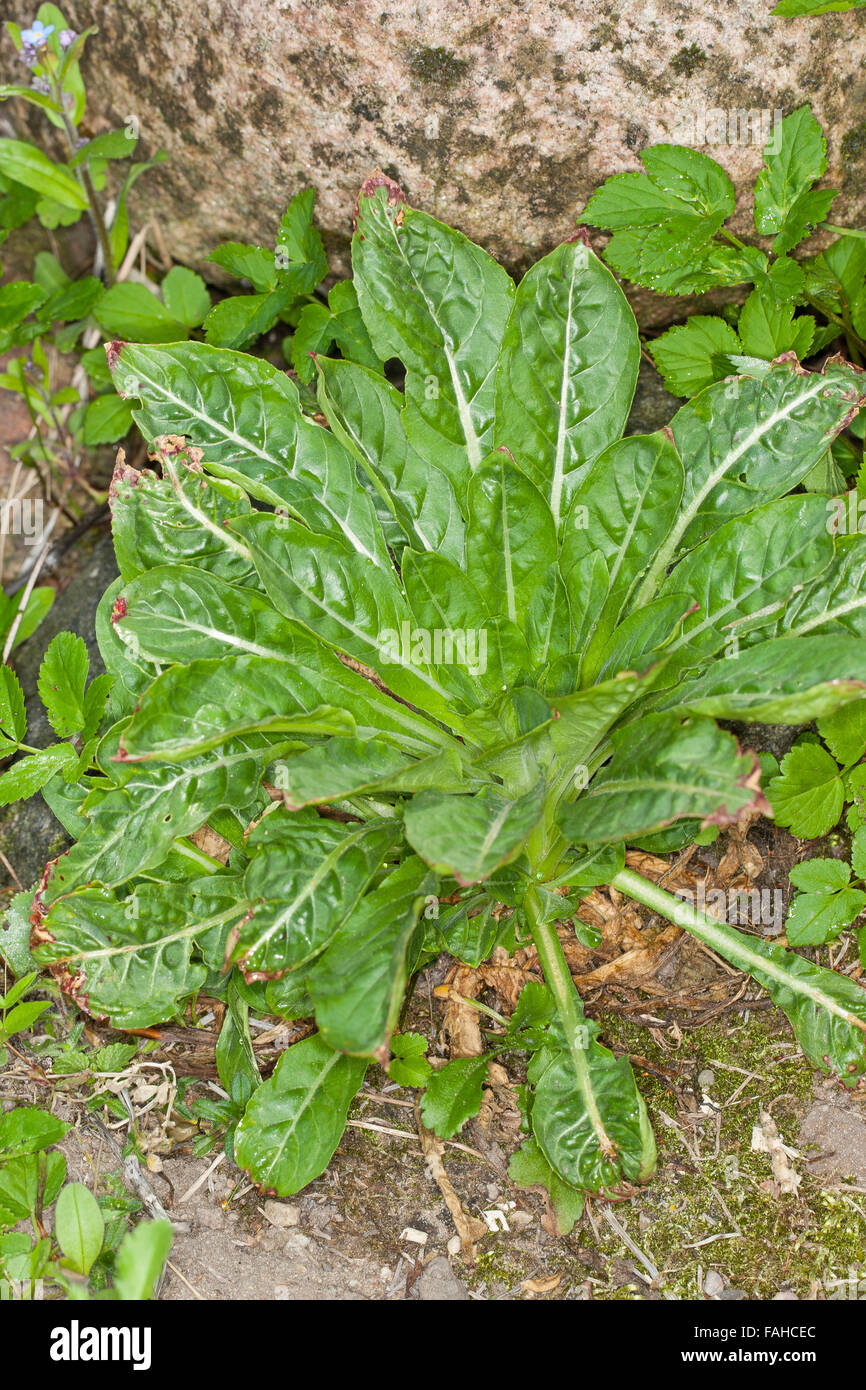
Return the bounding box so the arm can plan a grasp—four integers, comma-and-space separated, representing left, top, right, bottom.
573, 1012, 863, 1299
408, 47, 471, 88
670, 44, 707, 77
841, 122, 866, 163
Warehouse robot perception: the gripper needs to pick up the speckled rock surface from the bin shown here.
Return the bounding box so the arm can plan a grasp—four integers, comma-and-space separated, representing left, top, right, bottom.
2, 1, 864, 311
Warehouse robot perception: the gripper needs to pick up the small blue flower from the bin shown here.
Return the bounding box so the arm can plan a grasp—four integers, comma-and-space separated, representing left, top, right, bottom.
30, 75, 50, 94
20, 20, 54, 48
59, 29, 77, 48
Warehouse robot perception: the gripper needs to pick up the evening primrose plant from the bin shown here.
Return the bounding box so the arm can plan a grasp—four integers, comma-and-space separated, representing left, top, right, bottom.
11, 174, 866, 1205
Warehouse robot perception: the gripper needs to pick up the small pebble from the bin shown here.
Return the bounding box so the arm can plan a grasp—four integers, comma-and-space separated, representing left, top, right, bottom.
263, 1200, 300, 1228
447, 1235, 461, 1256
399, 1227, 428, 1245
704, 1270, 725, 1296
773, 1290, 798, 1300
697, 1069, 715, 1088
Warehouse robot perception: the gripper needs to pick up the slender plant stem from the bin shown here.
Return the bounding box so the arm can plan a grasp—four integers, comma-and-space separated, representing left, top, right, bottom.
49, 73, 116, 286
611, 867, 866, 1033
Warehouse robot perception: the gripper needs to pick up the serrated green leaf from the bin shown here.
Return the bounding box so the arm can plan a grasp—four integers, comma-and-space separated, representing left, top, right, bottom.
420, 1055, 490, 1138
37, 632, 89, 737
649, 315, 741, 397
786, 888, 866, 946
161, 266, 211, 328
754, 107, 829, 252
769, 741, 845, 837
0, 744, 77, 806
0, 665, 26, 743
789, 857, 851, 893
817, 699, 866, 767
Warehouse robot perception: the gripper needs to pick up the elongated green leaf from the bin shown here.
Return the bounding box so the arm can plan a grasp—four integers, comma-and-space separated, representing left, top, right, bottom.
40, 735, 275, 901
633, 361, 866, 604
108, 341, 389, 568
112, 578, 448, 753
655, 494, 835, 680
227, 809, 398, 979
316, 357, 465, 564
119, 654, 355, 761
562, 430, 685, 676
109, 448, 256, 585
234, 1033, 366, 1195
308, 857, 435, 1057
114, 565, 291, 664
404, 783, 544, 885
778, 543, 866, 639
401, 547, 528, 710
32, 881, 213, 1025
112, 1220, 172, 1300
0, 138, 87, 210
54, 1183, 104, 1276
272, 738, 466, 808
233, 513, 457, 726
353, 176, 514, 489
558, 714, 763, 844
494, 241, 639, 529
662, 634, 866, 722
466, 449, 557, 647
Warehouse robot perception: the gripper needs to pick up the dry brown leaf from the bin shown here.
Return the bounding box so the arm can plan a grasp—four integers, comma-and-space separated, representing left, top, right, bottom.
751, 1111, 801, 1196
575, 925, 681, 988
522, 1273, 562, 1294
189, 825, 232, 864
415, 1102, 486, 1259
442, 965, 484, 1057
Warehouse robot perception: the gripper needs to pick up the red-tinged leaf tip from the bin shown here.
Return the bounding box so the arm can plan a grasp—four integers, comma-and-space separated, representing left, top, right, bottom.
771, 350, 807, 373
824, 351, 866, 379
108, 449, 144, 511
110, 595, 127, 625
105, 339, 125, 374
565, 226, 593, 249
354, 169, 407, 232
